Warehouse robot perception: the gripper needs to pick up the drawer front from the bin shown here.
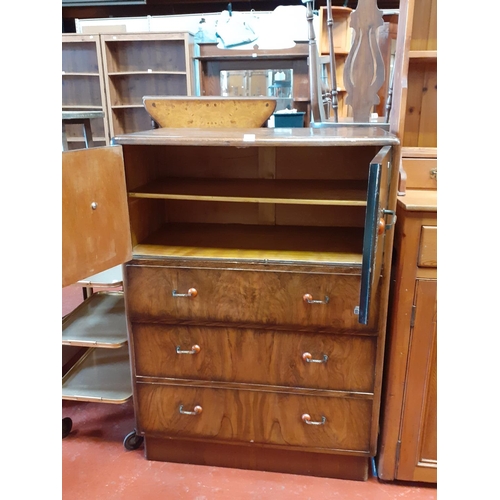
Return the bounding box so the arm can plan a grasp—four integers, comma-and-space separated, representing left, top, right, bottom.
132, 324, 377, 393
125, 264, 379, 332
136, 383, 372, 452
402, 158, 437, 190
418, 226, 437, 268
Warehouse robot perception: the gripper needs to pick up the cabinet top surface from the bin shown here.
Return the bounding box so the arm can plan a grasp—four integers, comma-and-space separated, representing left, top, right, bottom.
113, 126, 399, 147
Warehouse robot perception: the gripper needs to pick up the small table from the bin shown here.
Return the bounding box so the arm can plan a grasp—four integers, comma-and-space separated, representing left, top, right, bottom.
62, 110, 105, 151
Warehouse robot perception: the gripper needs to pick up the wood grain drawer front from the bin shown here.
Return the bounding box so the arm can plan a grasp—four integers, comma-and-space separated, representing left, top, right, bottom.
126, 265, 378, 332
136, 383, 372, 452
132, 324, 377, 393
418, 226, 437, 268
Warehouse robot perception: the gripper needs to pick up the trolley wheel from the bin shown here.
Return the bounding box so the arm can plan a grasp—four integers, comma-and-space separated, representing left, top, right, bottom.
62, 417, 73, 438
123, 430, 144, 451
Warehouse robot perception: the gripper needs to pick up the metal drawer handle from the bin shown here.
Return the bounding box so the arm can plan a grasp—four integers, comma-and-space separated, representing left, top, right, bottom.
179, 404, 203, 416
302, 352, 328, 364
303, 294, 329, 304
430, 168, 437, 180
302, 414, 326, 426
172, 288, 198, 298
176, 345, 201, 355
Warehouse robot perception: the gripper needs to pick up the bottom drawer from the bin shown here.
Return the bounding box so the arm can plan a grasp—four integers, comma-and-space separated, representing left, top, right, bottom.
136, 383, 373, 453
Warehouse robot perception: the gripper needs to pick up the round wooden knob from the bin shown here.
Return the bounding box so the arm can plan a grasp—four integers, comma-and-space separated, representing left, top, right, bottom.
193, 405, 203, 415
188, 288, 198, 297
378, 218, 385, 235
303, 293, 313, 303
192, 345, 201, 354
301, 414, 311, 423
302, 352, 312, 362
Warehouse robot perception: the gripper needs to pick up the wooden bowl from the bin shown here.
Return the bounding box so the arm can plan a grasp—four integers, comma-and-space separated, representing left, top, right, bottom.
143, 96, 277, 128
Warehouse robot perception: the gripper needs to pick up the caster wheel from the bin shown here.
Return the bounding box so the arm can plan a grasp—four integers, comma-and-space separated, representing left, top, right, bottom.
123, 430, 144, 451
62, 417, 72, 438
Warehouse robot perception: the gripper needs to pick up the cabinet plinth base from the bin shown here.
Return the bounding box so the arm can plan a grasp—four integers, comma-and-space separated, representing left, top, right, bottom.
143, 436, 370, 481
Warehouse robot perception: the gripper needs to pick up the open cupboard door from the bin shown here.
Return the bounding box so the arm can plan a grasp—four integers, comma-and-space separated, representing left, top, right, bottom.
62, 146, 132, 288
358, 145, 392, 324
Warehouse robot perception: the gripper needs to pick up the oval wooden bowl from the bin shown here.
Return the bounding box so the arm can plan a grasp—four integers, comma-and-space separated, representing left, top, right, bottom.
143, 96, 277, 128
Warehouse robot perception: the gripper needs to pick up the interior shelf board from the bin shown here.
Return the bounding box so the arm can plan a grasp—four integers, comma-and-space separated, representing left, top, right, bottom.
62, 292, 128, 348
107, 71, 187, 76
111, 104, 147, 109
129, 179, 368, 206
133, 223, 364, 264
62, 105, 104, 110
62, 72, 100, 76
62, 344, 132, 403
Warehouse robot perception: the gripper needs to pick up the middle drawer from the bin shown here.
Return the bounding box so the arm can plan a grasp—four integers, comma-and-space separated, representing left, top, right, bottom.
131, 324, 376, 393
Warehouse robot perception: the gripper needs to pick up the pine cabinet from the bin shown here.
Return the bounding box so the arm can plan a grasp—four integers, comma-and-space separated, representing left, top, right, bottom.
377, 0, 437, 483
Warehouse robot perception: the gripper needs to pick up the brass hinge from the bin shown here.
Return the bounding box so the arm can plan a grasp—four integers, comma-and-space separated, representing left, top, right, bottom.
410, 304, 416, 328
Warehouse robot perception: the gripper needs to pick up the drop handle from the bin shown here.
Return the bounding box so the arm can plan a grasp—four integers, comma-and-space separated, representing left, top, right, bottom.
302, 352, 328, 364
302, 414, 326, 425
172, 288, 198, 298
303, 294, 329, 304
176, 345, 201, 355
179, 405, 203, 416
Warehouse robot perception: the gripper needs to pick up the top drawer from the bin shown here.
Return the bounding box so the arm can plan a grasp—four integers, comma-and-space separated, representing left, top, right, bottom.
418, 226, 437, 268
125, 262, 379, 333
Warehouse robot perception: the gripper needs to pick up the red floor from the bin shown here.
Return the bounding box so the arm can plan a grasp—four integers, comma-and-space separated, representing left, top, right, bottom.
62, 284, 437, 499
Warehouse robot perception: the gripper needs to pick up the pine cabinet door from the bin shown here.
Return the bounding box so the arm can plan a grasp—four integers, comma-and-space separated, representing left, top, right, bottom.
397, 279, 437, 482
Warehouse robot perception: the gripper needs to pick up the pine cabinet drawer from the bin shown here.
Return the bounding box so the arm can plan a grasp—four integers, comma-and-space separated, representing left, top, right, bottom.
131, 324, 377, 393
125, 263, 378, 332
135, 383, 373, 452
418, 226, 437, 268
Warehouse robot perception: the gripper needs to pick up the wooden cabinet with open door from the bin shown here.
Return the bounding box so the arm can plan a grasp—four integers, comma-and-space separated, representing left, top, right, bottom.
62, 125, 400, 480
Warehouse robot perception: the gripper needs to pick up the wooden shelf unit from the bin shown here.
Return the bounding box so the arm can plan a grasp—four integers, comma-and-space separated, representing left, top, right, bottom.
62, 124, 401, 480
62, 34, 110, 148
377, 0, 437, 484
99, 32, 197, 136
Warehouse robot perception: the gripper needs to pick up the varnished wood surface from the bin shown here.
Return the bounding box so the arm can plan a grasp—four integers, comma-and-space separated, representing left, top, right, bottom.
418, 226, 437, 268
396, 279, 437, 482
376, 197, 437, 482
397, 189, 437, 212
143, 96, 277, 128
131, 223, 366, 264
62, 146, 132, 287
135, 383, 373, 452
129, 178, 369, 206
131, 323, 377, 393
144, 437, 369, 481
113, 126, 399, 147
125, 260, 379, 332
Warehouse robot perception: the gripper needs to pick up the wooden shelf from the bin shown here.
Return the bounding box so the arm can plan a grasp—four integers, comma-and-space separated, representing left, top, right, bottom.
129, 179, 369, 206
62, 344, 132, 403
62, 72, 100, 76
133, 223, 365, 264
107, 71, 187, 76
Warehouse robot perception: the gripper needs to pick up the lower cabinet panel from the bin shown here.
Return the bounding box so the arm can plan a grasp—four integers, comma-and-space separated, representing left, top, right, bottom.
135, 383, 373, 453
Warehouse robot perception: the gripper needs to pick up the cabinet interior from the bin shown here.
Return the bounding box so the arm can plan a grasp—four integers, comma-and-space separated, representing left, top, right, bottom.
123, 144, 380, 264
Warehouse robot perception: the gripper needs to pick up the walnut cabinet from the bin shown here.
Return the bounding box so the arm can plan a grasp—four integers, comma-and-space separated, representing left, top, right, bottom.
62, 126, 400, 480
